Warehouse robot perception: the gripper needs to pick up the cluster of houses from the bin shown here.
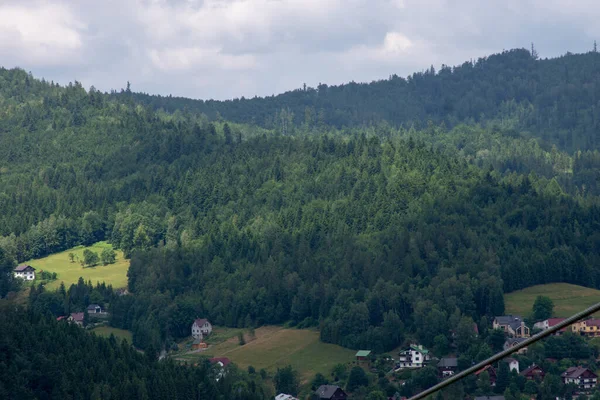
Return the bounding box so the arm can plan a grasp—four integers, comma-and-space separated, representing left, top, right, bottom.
56, 304, 108, 327
533, 316, 600, 337
385, 314, 599, 396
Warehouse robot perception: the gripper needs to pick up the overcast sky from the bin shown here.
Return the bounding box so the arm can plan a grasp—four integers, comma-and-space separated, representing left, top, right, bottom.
0, 0, 597, 100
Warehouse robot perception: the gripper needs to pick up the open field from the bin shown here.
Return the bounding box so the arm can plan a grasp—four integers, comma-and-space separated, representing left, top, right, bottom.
176, 326, 355, 382
505, 283, 600, 318
27, 242, 129, 290
91, 326, 133, 343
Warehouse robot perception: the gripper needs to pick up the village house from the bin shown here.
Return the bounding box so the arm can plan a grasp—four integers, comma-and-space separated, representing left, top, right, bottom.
503, 337, 528, 354
533, 317, 565, 332
192, 318, 212, 339
493, 315, 530, 338
561, 367, 598, 391
475, 365, 497, 386
315, 385, 348, 400
87, 304, 103, 314
355, 350, 371, 365
396, 345, 431, 369
575, 319, 600, 338
209, 357, 231, 381
13, 265, 36, 281
437, 357, 458, 378
520, 364, 545, 381
504, 358, 519, 373
192, 338, 207, 350
68, 312, 85, 327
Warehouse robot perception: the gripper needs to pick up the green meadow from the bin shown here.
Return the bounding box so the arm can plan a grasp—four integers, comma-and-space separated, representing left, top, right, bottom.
26, 242, 129, 290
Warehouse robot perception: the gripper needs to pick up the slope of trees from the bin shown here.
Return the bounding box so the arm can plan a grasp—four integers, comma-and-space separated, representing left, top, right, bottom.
0, 307, 268, 400
127, 48, 600, 152
1, 58, 600, 354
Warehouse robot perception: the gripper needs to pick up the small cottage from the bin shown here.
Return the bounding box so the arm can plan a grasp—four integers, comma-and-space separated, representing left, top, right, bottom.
520, 364, 545, 381
315, 385, 348, 400
355, 350, 371, 364
13, 265, 36, 281
437, 357, 458, 378
87, 304, 103, 314
68, 312, 85, 327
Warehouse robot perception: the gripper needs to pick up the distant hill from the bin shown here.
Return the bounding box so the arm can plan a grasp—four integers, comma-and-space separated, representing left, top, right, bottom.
127, 48, 600, 152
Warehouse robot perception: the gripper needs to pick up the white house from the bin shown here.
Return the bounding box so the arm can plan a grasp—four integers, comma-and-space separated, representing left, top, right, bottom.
396, 344, 431, 370
533, 318, 565, 332
192, 318, 212, 339
504, 358, 519, 373
13, 265, 36, 280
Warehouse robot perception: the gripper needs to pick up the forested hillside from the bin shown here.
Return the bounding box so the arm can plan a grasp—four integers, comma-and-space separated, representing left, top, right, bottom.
2, 51, 600, 356
129, 49, 600, 152
0, 307, 268, 399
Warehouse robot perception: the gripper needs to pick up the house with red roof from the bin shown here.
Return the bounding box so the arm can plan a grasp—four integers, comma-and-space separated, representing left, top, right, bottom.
520, 364, 545, 381
475, 365, 497, 386
533, 318, 566, 333
191, 318, 212, 339
68, 312, 85, 327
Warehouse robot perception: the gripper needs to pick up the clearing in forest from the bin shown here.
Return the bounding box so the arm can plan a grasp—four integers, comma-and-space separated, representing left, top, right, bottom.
505, 283, 600, 318
91, 326, 133, 343
26, 242, 129, 290
176, 326, 355, 382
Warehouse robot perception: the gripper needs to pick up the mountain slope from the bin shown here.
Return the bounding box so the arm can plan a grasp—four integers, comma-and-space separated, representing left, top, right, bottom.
129, 49, 600, 152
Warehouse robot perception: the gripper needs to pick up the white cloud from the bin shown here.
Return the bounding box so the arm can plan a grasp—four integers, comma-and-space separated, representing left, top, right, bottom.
0, 2, 84, 65
149, 47, 257, 71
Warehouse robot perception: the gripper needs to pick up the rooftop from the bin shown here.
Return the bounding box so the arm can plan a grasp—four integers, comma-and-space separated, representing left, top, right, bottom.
14, 264, 35, 272
437, 357, 458, 368
355, 350, 371, 357
315, 385, 342, 398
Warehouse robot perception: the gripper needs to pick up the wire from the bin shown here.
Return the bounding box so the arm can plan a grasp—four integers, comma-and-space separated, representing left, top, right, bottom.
408, 301, 600, 400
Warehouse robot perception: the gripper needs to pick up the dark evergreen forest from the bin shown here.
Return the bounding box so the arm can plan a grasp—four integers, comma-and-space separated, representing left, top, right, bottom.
128, 48, 600, 152
0, 306, 268, 400
2, 48, 600, 356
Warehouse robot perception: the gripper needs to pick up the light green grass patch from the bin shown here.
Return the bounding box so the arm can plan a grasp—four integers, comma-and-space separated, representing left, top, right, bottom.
178, 326, 355, 382
505, 283, 600, 318
27, 241, 129, 290
91, 326, 133, 343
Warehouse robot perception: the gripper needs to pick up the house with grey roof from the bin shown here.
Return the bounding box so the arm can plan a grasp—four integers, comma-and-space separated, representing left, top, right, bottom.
493, 315, 530, 338
562, 366, 598, 391
315, 385, 347, 400
437, 357, 458, 378
503, 337, 528, 354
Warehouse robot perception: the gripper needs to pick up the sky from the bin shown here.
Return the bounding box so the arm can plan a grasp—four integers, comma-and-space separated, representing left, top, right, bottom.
0, 0, 597, 100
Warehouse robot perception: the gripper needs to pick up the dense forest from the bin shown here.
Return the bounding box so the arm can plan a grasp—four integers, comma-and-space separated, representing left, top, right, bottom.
128, 48, 600, 152
0, 306, 269, 399
2, 48, 600, 360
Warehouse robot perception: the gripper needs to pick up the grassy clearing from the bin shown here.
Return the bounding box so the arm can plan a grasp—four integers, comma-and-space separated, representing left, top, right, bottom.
176, 326, 355, 382
91, 326, 133, 343
27, 241, 129, 290
505, 283, 600, 318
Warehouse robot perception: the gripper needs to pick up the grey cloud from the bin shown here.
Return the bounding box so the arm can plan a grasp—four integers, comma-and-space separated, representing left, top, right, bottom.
2, 0, 597, 100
